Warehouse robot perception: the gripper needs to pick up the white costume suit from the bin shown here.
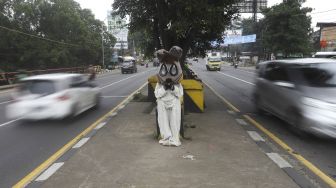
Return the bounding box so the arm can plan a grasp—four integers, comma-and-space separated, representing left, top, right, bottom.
155, 83, 183, 146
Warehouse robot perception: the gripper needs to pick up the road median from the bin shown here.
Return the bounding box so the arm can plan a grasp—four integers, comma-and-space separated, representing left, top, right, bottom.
33, 85, 301, 188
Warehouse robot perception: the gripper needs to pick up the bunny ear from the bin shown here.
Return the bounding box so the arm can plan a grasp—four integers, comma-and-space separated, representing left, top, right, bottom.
155, 49, 169, 62
169, 46, 183, 60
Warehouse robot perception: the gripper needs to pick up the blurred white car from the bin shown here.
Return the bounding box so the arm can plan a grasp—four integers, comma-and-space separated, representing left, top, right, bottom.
6, 73, 100, 120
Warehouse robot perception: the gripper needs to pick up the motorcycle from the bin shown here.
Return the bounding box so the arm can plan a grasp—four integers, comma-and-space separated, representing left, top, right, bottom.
234, 63, 238, 69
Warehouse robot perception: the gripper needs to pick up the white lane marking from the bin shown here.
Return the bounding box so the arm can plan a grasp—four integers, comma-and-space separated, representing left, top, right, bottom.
0, 100, 13, 105
221, 65, 256, 75
0, 118, 22, 127
111, 112, 118, 117
247, 131, 265, 142
101, 96, 127, 98
99, 68, 155, 89
266, 153, 293, 168
217, 71, 255, 86
94, 122, 106, 130
118, 105, 125, 110
227, 110, 236, 115
35, 162, 64, 181
236, 119, 248, 126
72, 137, 90, 149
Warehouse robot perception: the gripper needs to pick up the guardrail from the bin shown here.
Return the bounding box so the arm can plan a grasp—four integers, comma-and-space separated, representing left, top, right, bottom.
0, 66, 98, 88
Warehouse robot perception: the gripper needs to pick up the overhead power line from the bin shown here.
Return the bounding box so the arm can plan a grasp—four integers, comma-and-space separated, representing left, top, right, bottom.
310, 8, 336, 15
0, 25, 80, 47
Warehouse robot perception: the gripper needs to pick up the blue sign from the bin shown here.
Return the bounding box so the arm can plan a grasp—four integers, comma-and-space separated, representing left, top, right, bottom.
223, 34, 256, 45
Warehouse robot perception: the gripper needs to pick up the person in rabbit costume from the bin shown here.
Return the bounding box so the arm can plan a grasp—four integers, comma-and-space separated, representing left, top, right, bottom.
154, 46, 184, 146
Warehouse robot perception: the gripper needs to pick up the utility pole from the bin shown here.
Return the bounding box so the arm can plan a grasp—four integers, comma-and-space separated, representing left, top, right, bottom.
252, 0, 257, 22
101, 32, 105, 68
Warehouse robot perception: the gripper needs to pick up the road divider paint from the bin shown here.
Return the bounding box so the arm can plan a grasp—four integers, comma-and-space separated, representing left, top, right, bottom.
101, 96, 127, 98
72, 137, 90, 149
244, 115, 336, 188
13, 82, 148, 188
205, 82, 336, 188
35, 162, 64, 182
203, 82, 240, 112
100, 68, 155, 89
0, 118, 22, 127
217, 71, 255, 86
94, 122, 106, 130
247, 131, 265, 142
266, 153, 293, 168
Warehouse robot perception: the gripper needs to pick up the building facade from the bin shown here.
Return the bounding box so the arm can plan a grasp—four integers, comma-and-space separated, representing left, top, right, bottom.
317, 22, 336, 52
107, 11, 128, 50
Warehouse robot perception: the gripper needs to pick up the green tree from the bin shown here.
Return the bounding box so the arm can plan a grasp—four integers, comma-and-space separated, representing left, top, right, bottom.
262, 0, 312, 57
113, 0, 239, 62
0, 0, 115, 71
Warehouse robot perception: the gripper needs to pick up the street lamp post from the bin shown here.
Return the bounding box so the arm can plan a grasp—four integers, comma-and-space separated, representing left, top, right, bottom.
101, 17, 108, 69
101, 31, 105, 69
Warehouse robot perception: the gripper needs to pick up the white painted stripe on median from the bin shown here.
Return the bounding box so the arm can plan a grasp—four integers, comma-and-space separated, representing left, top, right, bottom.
267, 153, 293, 168
35, 162, 64, 181
72, 137, 90, 149
0, 118, 22, 127
118, 105, 125, 110
111, 112, 118, 117
217, 71, 255, 86
236, 119, 248, 126
94, 122, 106, 130
247, 131, 265, 142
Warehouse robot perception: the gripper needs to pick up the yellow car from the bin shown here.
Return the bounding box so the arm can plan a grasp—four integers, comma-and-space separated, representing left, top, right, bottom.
206, 57, 222, 71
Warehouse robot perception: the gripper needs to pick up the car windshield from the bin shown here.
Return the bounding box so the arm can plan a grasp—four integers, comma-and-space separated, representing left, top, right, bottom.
19, 80, 56, 95
295, 63, 336, 87
123, 61, 132, 65
209, 58, 221, 62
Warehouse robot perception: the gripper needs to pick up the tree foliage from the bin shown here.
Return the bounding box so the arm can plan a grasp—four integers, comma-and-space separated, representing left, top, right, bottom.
113, 0, 239, 61
262, 0, 312, 57
0, 0, 116, 71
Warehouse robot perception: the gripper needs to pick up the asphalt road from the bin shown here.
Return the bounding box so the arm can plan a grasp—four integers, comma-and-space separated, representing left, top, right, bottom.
0, 66, 158, 188
191, 59, 336, 187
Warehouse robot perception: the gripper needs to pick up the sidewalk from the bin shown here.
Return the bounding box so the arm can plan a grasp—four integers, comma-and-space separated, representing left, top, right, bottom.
40, 86, 299, 188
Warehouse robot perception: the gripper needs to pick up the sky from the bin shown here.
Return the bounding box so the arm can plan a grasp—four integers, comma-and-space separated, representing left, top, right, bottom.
75, 0, 336, 29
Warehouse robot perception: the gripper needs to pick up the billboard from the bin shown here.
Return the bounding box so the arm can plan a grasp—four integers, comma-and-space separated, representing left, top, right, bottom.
234, 0, 267, 13
111, 28, 128, 50
223, 34, 256, 45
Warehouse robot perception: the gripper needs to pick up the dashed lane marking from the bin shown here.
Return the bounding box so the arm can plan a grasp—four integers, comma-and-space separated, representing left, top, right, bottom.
72, 137, 90, 149
94, 122, 106, 130
217, 71, 255, 86
244, 115, 336, 188
247, 131, 265, 142
101, 96, 127, 98
267, 153, 293, 169
35, 162, 64, 182
0, 118, 22, 127
236, 118, 248, 126
204, 82, 336, 187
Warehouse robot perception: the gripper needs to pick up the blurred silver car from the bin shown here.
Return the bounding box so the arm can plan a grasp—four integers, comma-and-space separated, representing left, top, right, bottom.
6, 73, 100, 120
254, 58, 336, 138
